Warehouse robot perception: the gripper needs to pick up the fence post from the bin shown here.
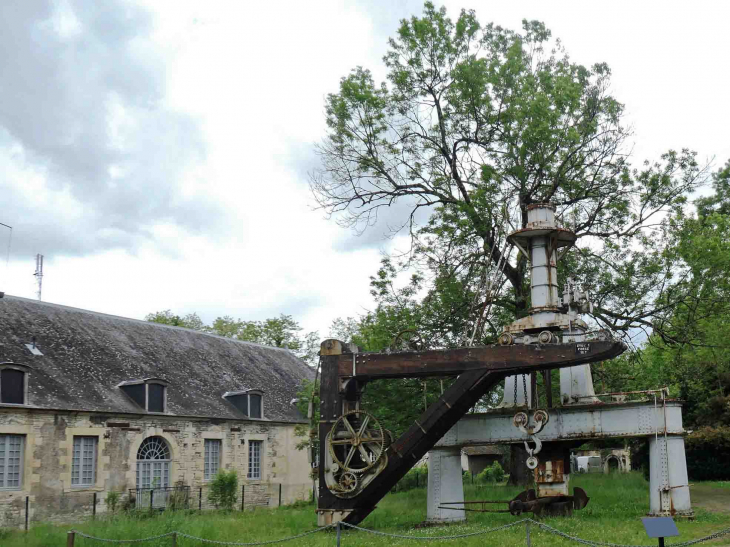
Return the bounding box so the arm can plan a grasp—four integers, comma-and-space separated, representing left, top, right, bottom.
150, 489, 154, 510
25, 496, 29, 531
336, 522, 341, 547
199, 487, 202, 511
171, 531, 178, 547
67, 531, 76, 547
241, 485, 245, 511
279, 483, 282, 507
93, 492, 97, 519
526, 520, 531, 547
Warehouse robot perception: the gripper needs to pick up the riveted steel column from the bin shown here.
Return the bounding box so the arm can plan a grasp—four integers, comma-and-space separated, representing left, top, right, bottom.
426, 447, 465, 522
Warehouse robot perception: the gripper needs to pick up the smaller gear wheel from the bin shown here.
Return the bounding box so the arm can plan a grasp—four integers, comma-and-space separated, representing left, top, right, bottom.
338, 472, 358, 493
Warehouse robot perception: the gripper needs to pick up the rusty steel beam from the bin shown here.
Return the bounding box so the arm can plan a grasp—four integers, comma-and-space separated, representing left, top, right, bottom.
338, 340, 625, 379
317, 339, 626, 525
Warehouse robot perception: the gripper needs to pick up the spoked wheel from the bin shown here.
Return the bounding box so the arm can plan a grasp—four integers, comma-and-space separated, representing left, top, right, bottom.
328, 410, 385, 474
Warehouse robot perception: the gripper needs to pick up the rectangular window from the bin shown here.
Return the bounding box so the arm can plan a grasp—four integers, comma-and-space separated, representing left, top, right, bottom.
0, 434, 24, 490
147, 384, 165, 412
248, 440, 262, 480
0, 369, 25, 404
204, 439, 221, 481
249, 394, 262, 419
71, 436, 97, 487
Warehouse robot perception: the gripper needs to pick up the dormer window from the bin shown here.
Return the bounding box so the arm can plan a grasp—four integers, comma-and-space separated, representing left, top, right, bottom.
223, 389, 264, 419
118, 378, 168, 413
0, 363, 30, 405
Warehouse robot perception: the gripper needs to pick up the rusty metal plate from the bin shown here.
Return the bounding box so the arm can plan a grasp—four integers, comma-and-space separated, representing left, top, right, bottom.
535, 459, 564, 483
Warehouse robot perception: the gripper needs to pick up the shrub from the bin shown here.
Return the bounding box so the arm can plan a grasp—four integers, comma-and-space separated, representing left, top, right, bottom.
105, 491, 120, 513
476, 466, 493, 484
208, 470, 239, 510
491, 461, 505, 483
685, 426, 730, 481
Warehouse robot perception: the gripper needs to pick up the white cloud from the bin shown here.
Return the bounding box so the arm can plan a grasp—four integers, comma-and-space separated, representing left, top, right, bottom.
1, 0, 729, 336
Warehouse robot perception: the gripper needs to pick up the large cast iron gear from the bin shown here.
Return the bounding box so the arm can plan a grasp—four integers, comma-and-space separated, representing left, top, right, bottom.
328, 410, 385, 474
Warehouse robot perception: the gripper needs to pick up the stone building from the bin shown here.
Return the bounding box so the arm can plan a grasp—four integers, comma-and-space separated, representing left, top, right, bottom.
460, 446, 504, 475
0, 295, 314, 526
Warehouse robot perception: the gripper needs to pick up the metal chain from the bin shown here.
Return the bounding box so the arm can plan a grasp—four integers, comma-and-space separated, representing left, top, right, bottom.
340, 519, 526, 540
522, 374, 529, 408
514, 374, 518, 405
666, 526, 730, 547
526, 519, 651, 547
72, 530, 175, 543
71, 519, 730, 547
175, 525, 333, 545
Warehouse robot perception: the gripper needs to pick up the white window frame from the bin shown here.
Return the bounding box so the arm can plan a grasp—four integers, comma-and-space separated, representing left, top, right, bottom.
0, 363, 30, 406
248, 440, 263, 480
222, 389, 264, 419
71, 436, 98, 487
117, 378, 168, 413
136, 437, 171, 490
0, 434, 25, 490
204, 439, 221, 481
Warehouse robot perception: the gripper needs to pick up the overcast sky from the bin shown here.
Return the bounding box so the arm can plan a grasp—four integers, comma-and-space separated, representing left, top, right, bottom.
1, 0, 729, 336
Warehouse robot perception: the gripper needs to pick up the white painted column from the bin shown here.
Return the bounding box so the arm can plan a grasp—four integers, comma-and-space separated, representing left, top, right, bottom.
427, 448, 465, 522
560, 365, 597, 405
649, 435, 693, 516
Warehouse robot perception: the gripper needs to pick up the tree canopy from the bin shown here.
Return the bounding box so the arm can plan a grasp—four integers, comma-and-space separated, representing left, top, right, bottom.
146, 310, 319, 364
311, 2, 708, 347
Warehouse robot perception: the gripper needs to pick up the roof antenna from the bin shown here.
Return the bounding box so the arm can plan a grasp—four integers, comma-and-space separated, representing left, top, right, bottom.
34, 254, 44, 301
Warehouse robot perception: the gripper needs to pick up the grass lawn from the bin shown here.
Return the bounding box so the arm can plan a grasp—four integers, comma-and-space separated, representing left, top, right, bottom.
3, 473, 729, 546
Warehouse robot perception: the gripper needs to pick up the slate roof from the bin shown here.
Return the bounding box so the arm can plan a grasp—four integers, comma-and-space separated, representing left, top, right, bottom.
0, 295, 315, 423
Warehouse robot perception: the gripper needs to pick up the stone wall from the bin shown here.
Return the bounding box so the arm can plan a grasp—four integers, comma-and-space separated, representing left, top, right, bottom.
0, 408, 312, 527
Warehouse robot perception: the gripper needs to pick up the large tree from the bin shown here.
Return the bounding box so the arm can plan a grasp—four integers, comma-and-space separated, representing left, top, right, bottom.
311, 3, 708, 345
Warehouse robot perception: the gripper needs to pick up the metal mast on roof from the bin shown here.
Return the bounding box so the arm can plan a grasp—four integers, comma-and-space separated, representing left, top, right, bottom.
34, 254, 44, 301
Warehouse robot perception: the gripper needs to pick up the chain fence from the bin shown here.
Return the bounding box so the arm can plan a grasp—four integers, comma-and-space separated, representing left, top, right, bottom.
64, 518, 730, 546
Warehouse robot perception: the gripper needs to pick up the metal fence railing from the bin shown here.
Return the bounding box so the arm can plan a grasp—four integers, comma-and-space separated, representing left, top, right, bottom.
131, 486, 191, 510
0, 482, 315, 530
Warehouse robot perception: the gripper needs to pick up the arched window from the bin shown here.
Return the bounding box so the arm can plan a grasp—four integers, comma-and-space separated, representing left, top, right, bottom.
136, 436, 171, 490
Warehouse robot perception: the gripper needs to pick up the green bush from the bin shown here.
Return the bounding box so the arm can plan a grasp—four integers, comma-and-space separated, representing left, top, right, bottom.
474, 462, 504, 484
476, 466, 493, 483
491, 461, 505, 483
685, 426, 730, 480
207, 470, 239, 510
105, 491, 120, 513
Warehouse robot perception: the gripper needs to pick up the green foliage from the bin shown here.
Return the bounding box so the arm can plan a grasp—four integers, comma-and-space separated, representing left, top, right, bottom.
475, 461, 505, 484
146, 310, 319, 365
145, 310, 205, 330
207, 470, 238, 511
312, 1, 707, 347
685, 427, 730, 481
395, 466, 428, 492
105, 491, 120, 513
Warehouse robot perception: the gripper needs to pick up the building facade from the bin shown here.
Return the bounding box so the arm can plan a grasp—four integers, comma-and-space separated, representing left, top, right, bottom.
0, 296, 314, 526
